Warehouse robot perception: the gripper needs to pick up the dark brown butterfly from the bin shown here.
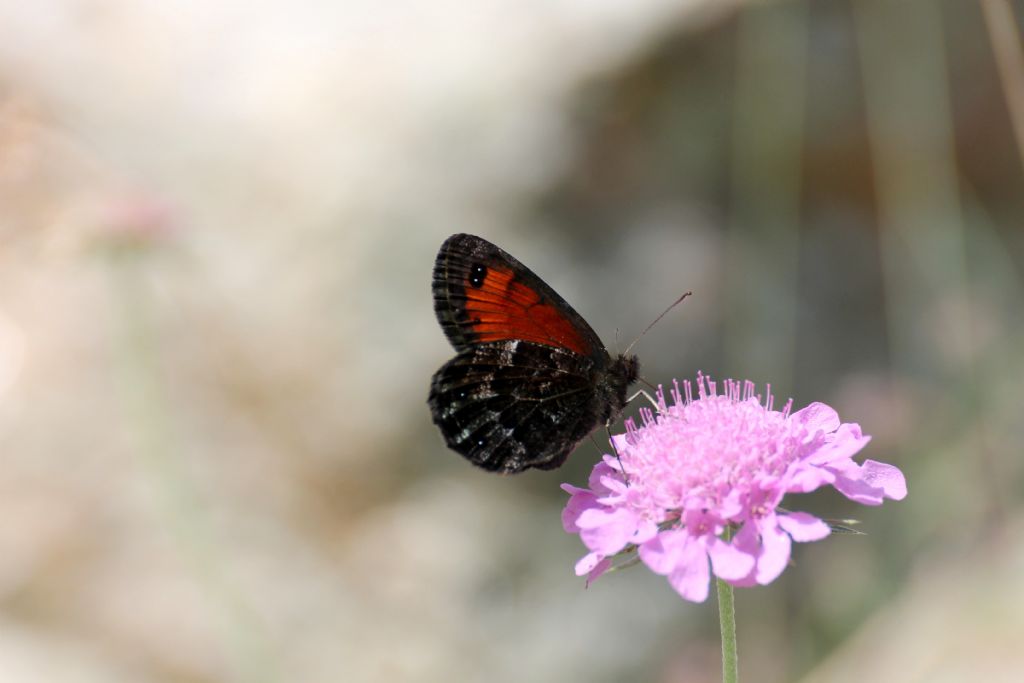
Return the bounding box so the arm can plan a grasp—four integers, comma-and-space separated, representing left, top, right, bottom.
428, 233, 639, 473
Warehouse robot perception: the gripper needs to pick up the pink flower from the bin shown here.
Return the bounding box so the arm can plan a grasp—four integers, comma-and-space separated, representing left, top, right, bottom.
94, 190, 179, 248
562, 373, 907, 602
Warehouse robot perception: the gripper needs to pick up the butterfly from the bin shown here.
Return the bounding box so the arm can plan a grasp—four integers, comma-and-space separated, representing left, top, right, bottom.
428, 233, 639, 474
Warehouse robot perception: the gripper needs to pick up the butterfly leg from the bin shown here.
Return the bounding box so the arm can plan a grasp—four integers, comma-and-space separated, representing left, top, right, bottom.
601, 390, 659, 486
627, 389, 661, 411
605, 423, 631, 487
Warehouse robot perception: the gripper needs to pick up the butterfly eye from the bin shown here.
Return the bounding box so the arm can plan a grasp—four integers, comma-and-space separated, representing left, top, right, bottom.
469, 264, 487, 288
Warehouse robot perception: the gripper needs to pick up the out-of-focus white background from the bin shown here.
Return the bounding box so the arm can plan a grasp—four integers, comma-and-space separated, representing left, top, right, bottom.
1, 1, 1023, 681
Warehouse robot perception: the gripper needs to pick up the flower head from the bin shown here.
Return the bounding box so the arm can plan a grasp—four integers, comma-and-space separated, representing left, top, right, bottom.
562, 373, 907, 602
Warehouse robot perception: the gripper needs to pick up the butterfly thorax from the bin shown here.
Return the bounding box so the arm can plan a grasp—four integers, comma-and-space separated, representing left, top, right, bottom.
594, 353, 639, 425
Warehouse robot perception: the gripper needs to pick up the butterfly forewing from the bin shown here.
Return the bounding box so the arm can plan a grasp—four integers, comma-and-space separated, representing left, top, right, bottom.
432, 234, 605, 359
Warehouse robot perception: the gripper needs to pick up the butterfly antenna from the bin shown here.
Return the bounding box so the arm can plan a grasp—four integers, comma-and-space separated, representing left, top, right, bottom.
622, 291, 693, 356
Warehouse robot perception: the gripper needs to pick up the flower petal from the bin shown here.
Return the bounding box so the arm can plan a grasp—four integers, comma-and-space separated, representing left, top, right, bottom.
633, 518, 660, 545
831, 458, 907, 504
783, 462, 835, 493
791, 402, 840, 434
777, 511, 830, 542
585, 557, 613, 584
860, 459, 908, 500
706, 535, 756, 581
588, 460, 622, 494
561, 488, 598, 533
574, 506, 625, 529
718, 489, 744, 519
638, 529, 685, 575
578, 507, 639, 554
755, 517, 792, 585
807, 426, 871, 466
725, 523, 761, 587
667, 538, 711, 602
575, 552, 605, 576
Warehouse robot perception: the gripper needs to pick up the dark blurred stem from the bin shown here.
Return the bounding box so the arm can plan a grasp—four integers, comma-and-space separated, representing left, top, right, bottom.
716, 526, 738, 683
981, 0, 1024, 173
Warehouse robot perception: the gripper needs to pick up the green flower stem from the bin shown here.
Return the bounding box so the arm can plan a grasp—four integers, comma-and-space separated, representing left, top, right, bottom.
716, 576, 738, 683
717, 526, 738, 683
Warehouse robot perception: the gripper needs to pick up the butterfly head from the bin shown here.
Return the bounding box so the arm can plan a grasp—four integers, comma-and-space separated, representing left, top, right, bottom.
614, 353, 640, 386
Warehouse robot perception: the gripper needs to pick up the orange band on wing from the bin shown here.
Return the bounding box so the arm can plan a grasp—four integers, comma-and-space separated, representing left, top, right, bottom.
464, 266, 592, 356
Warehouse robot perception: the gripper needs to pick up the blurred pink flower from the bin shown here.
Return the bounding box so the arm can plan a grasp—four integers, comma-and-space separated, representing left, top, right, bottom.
562, 373, 906, 602
95, 190, 178, 248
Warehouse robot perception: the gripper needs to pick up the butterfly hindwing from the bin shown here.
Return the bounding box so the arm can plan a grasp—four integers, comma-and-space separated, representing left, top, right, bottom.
428, 340, 599, 473
432, 233, 605, 359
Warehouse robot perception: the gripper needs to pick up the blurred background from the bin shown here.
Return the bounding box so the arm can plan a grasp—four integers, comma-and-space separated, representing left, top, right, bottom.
1, 0, 1022, 681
